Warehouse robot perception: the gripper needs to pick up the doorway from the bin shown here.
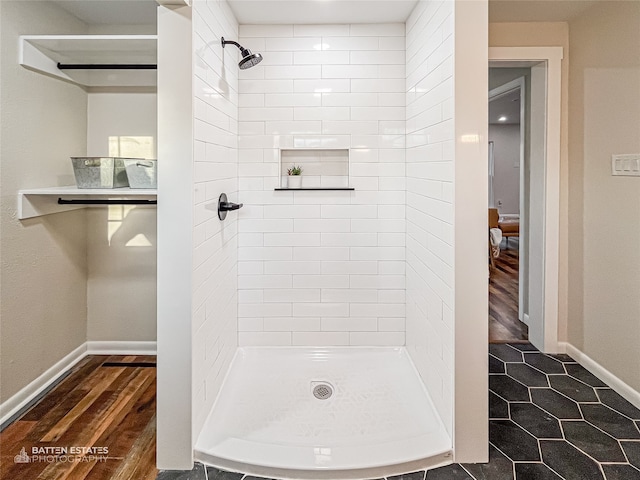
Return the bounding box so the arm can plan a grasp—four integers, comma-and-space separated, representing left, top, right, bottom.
488, 72, 527, 343
488, 47, 563, 353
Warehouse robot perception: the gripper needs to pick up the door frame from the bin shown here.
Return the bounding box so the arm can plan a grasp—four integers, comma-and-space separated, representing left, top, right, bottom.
488, 47, 563, 353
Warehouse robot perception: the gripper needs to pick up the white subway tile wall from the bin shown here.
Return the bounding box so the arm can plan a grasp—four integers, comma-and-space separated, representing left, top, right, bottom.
238, 24, 406, 346
192, 0, 239, 434
405, 0, 455, 436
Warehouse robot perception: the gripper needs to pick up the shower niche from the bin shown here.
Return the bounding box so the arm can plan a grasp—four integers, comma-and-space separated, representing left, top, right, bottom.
276, 148, 354, 191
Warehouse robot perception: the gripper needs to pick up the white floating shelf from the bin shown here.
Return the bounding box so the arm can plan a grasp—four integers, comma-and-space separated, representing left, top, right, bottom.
18, 186, 157, 220
19, 35, 157, 87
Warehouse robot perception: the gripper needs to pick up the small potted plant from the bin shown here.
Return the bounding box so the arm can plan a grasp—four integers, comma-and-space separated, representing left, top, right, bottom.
287, 165, 303, 188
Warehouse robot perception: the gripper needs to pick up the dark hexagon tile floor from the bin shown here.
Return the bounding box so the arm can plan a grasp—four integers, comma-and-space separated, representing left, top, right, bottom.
157, 344, 640, 480
489, 375, 530, 402
523, 352, 566, 374
462, 444, 513, 480
490, 344, 524, 363
489, 354, 506, 373
489, 420, 541, 461
510, 402, 563, 438
514, 462, 562, 479
623, 441, 640, 469
597, 388, 640, 420
580, 403, 640, 439
540, 440, 605, 480
548, 374, 599, 402
561, 420, 626, 462
564, 363, 607, 387
602, 464, 640, 480
490, 391, 510, 419
506, 363, 549, 387
531, 387, 582, 419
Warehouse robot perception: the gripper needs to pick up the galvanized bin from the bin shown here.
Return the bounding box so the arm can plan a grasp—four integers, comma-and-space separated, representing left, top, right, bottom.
71, 157, 131, 188
123, 159, 157, 189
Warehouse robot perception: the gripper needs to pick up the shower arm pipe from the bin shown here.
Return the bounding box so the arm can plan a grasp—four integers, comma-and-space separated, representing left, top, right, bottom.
221, 38, 243, 50
221, 37, 251, 56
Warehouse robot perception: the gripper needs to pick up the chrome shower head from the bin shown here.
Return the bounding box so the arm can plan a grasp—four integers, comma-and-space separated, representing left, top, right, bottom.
239, 51, 263, 70
221, 37, 263, 70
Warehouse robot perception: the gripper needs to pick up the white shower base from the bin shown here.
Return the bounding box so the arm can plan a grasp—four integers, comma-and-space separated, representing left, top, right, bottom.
195, 347, 452, 479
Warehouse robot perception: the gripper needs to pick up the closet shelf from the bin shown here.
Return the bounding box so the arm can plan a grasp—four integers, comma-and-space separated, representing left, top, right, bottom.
18, 186, 157, 219
19, 35, 157, 87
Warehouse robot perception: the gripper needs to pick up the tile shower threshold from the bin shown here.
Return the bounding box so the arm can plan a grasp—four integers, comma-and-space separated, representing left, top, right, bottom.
194, 347, 452, 479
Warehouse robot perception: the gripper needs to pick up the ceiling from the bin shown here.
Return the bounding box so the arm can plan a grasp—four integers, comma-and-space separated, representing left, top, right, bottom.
227, 0, 419, 24
52, 0, 157, 25
489, 89, 521, 125
52, 0, 420, 26
50, 0, 601, 29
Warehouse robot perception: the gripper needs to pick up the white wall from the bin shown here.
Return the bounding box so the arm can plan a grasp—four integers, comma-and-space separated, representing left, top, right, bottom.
405, 0, 455, 436
568, 1, 640, 393
237, 23, 407, 347
489, 123, 520, 214
86, 93, 157, 342
191, 0, 240, 436
157, 3, 194, 469
405, 1, 489, 462
452, 0, 489, 462
0, 0, 88, 404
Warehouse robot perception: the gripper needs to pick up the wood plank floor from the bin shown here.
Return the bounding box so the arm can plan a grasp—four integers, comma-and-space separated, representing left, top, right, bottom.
489, 239, 528, 343
0, 355, 158, 480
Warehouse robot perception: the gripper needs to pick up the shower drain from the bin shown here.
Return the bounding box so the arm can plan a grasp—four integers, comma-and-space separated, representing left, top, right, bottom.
311, 382, 334, 400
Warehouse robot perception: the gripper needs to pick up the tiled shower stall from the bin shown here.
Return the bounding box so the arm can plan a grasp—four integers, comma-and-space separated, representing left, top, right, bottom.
158, 0, 488, 475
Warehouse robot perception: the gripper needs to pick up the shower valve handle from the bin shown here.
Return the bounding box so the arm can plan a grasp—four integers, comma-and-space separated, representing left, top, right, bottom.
218, 193, 243, 221
220, 201, 243, 211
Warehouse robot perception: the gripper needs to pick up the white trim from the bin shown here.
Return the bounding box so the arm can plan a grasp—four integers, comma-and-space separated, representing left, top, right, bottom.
489, 46, 563, 62
489, 46, 563, 354
559, 342, 640, 411
0, 344, 87, 426
86, 341, 157, 355
0, 341, 157, 427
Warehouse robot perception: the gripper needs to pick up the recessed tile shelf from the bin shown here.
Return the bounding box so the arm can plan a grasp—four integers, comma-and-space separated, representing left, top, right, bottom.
279, 148, 351, 190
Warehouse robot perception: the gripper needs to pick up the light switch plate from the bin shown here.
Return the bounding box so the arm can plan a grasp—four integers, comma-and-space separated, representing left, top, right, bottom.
611, 154, 640, 176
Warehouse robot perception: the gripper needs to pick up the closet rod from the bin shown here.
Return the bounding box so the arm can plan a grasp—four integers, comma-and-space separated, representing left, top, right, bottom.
57, 198, 157, 205
57, 63, 157, 70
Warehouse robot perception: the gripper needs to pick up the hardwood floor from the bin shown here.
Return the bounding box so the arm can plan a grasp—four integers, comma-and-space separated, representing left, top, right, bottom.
489, 238, 528, 343
0, 355, 158, 480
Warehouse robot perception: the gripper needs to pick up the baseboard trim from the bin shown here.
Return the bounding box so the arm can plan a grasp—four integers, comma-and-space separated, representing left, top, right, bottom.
558, 342, 640, 410
0, 340, 157, 429
0, 343, 87, 428
86, 341, 157, 355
